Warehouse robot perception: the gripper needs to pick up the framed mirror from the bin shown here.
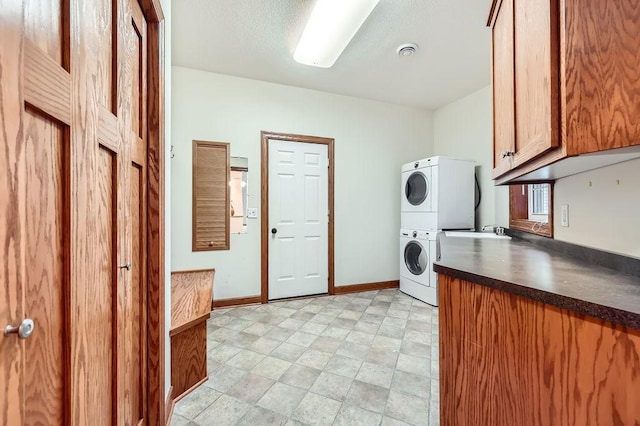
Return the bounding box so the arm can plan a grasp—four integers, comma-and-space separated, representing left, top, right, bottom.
230, 156, 248, 234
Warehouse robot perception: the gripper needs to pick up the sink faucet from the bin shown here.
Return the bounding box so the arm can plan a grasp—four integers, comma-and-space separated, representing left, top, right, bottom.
482, 224, 506, 236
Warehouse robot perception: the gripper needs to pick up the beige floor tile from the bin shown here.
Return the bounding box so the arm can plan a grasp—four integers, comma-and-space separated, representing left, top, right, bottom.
226, 373, 275, 403
344, 380, 389, 414
391, 370, 431, 398
309, 371, 353, 401
333, 405, 382, 426
296, 349, 332, 370
384, 389, 429, 426
291, 392, 341, 425
355, 362, 394, 389
236, 406, 288, 426
174, 386, 222, 420
173, 290, 439, 425
226, 349, 266, 371
251, 356, 292, 381
256, 382, 306, 417
324, 355, 362, 379
397, 353, 430, 377
279, 364, 322, 390
193, 394, 250, 426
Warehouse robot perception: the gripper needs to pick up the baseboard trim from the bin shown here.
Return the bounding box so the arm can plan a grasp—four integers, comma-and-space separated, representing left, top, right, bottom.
333, 280, 399, 295
165, 386, 175, 425
211, 295, 262, 310
172, 375, 209, 404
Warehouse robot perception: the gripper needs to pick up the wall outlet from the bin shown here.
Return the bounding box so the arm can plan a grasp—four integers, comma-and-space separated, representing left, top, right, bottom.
560, 204, 569, 227
247, 208, 258, 219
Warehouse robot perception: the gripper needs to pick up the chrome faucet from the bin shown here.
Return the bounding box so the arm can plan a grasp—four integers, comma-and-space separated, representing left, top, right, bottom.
482, 224, 506, 236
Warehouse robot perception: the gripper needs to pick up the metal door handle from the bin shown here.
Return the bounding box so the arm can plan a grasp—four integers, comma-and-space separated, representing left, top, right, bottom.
119, 262, 132, 271
4, 318, 35, 339
271, 228, 277, 234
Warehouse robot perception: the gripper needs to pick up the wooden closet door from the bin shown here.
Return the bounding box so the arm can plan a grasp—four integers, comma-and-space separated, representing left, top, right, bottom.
127, 1, 149, 424
0, 0, 151, 424
1, 1, 71, 424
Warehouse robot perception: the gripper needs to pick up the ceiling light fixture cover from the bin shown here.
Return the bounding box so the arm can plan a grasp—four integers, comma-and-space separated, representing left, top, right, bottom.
294, 0, 381, 68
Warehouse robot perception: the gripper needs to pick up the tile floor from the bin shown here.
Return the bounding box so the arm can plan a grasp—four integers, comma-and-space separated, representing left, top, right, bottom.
171, 289, 439, 426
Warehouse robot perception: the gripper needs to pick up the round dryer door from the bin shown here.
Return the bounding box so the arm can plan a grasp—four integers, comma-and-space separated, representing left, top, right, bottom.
404, 241, 428, 275
405, 172, 429, 206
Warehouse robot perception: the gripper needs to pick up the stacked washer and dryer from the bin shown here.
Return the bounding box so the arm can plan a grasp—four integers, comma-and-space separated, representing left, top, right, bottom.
400, 157, 475, 306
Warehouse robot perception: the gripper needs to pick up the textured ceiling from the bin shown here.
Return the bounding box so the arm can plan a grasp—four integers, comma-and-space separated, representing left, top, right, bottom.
172, 0, 492, 110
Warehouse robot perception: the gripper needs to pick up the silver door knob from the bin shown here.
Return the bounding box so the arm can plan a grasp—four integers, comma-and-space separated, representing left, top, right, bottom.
4, 318, 35, 339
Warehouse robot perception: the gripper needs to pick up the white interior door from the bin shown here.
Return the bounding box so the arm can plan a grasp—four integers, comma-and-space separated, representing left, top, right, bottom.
268, 139, 328, 299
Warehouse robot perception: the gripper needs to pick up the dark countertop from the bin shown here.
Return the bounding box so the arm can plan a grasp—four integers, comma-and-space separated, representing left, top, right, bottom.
433, 233, 640, 330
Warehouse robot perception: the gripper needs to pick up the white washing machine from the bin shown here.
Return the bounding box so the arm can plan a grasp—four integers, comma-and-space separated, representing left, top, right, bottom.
401, 156, 475, 231
399, 229, 438, 306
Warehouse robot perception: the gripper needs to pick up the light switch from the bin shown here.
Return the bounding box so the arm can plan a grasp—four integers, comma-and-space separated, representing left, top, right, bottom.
247, 208, 258, 219
561, 204, 569, 227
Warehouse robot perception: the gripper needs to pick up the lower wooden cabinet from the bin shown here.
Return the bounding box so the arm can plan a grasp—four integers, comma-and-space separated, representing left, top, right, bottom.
439, 274, 640, 425
171, 322, 208, 398
170, 269, 215, 400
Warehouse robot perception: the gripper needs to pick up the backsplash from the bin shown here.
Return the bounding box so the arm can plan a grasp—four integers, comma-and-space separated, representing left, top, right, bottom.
553, 158, 640, 258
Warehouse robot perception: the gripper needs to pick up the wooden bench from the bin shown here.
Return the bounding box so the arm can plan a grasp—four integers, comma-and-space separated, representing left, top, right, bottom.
170, 268, 214, 400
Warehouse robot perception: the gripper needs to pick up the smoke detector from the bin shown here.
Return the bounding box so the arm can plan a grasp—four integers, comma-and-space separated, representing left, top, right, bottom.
397, 43, 419, 57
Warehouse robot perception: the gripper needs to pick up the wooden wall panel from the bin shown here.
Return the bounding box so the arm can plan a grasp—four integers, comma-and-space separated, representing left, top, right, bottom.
439, 275, 640, 426
91, 146, 117, 426
192, 141, 230, 251
22, 108, 67, 425
2, 0, 165, 423
171, 324, 208, 399
23, 0, 64, 64
0, 3, 26, 422
130, 14, 145, 139
564, 0, 640, 155
491, 0, 515, 176
171, 269, 215, 330
513, 0, 560, 166
144, 14, 166, 426
130, 163, 146, 424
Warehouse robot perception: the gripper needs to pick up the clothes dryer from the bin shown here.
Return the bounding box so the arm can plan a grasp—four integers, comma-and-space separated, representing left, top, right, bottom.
399, 229, 438, 306
401, 156, 475, 231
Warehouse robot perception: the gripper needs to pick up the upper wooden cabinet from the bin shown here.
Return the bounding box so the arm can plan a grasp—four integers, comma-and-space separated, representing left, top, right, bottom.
489, 0, 640, 184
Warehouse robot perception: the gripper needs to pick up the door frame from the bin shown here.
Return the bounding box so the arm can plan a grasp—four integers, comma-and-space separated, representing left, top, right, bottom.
138, 0, 166, 424
260, 131, 335, 303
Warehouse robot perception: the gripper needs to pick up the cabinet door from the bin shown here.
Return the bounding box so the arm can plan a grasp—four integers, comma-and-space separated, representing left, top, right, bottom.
491, 0, 516, 178
512, 0, 560, 167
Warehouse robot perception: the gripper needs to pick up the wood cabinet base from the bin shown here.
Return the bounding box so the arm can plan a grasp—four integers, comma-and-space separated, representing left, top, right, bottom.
170, 269, 214, 400
439, 274, 640, 425
170, 321, 208, 400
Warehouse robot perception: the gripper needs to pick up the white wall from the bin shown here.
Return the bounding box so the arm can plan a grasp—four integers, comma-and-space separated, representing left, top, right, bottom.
554, 159, 640, 257
160, 0, 172, 400
171, 67, 434, 300
433, 86, 509, 229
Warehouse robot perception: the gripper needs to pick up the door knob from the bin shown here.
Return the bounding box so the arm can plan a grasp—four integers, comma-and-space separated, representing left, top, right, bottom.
271, 228, 277, 234
4, 318, 35, 340
119, 262, 132, 271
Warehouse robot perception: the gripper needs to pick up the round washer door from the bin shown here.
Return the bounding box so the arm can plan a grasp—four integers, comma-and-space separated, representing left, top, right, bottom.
405, 172, 429, 206
404, 240, 428, 275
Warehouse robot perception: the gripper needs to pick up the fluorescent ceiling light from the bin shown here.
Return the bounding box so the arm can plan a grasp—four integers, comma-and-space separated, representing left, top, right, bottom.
294, 0, 381, 68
